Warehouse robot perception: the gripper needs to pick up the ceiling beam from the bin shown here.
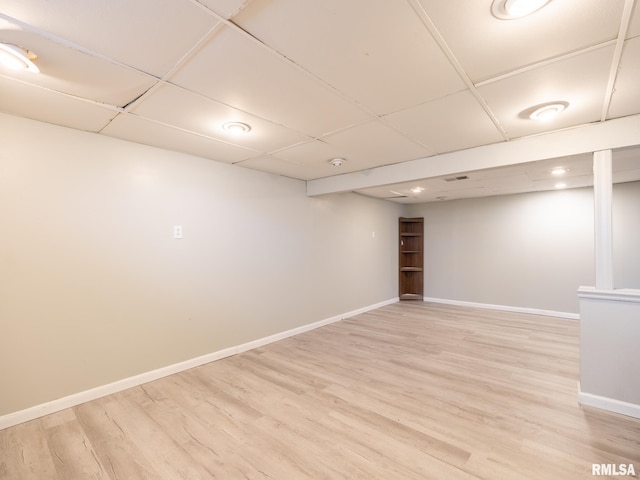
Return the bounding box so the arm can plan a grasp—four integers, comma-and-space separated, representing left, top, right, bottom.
306, 114, 640, 196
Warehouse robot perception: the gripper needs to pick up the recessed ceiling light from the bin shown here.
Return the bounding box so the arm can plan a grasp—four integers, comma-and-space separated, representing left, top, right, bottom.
555, 182, 567, 189
411, 186, 425, 194
329, 158, 345, 167
491, 0, 552, 19
0, 43, 39, 73
529, 102, 569, 121
222, 122, 251, 134
551, 167, 569, 175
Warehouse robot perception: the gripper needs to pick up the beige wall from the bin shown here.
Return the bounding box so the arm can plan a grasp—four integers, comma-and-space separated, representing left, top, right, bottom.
408, 188, 596, 314
613, 180, 640, 289
5, 111, 637, 418
0, 113, 402, 416
406, 180, 640, 314
579, 289, 640, 412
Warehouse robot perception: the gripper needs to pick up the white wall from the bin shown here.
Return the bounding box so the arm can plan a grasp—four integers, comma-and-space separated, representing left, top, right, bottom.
578, 178, 640, 419
0, 113, 402, 416
408, 188, 596, 314
613, 181, 640, 289
579, 288, 640, 417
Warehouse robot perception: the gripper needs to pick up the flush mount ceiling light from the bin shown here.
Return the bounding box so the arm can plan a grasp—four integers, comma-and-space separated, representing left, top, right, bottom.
529, 101, 569, 121
329, 157, 345, 167
411, 186, 425, 194
0, 43, 40, 73
551, 167, 570, 175
222, 121, 251, 134
491, 0, 552, 19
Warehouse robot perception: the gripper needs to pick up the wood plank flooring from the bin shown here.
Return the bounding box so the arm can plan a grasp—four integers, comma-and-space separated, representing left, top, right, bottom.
1, 302, 639, 479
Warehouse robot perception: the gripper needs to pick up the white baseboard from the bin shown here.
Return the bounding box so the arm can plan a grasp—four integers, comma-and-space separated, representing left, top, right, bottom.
422, 296, 580, 320
578, 388, 640, 420
0, 297, 398, 431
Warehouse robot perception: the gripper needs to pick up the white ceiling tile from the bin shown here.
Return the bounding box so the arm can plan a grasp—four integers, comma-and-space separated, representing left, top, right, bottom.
438, 187, 491, 199
272, 140, 389, 179
0, 19, 156, 106
417, 0, 625, 82
274, 140, 345, 165
321, 121, 435, 168
196, 0, 250, 19
353, 185, 426, 202
233, 0, 466, 115
479, 173, 531, 190
627, 3, 640, 38
129, 84, 310, 153
235, 155, 332, 181
0, 76, 118, 132
523, 154, 594, 181
354, 154, 616, 203
356, 177, 494, 203
101, 114, 258, 164
2, 1, 640, 196
531, 176, 595, 191
169, 25, 372, 137
383, 90, 505, 154
608, 37, 640, 119
478, 45, 615, 139
0, 0, 219, 77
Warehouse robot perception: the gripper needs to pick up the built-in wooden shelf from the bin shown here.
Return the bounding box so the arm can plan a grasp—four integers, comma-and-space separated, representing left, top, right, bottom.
399, 217, 424, 301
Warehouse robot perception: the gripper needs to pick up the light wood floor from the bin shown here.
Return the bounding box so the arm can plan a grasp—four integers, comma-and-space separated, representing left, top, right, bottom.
2, 302, 639, 479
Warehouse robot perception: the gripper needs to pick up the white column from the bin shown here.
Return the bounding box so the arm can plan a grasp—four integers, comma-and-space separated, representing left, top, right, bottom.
593, 150, 614, 290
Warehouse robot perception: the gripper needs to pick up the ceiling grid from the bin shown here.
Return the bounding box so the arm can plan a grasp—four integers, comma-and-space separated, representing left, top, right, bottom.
0, 0, 638, 202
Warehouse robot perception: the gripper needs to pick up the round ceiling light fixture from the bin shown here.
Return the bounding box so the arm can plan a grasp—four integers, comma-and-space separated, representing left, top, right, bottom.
411, 186, 425, 194
551, 167, 569, 175
222, 121, 251, 134
329, 157, 346, 167
0, 43, 40, 73
529, 101, 569, 121
491, 0, 552, 19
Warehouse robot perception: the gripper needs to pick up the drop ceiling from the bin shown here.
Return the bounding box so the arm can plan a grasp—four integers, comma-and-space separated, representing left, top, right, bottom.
1, 0, 640, 203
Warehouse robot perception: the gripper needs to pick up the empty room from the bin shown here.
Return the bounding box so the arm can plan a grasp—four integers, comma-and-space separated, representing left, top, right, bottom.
1, 1, 639, 479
